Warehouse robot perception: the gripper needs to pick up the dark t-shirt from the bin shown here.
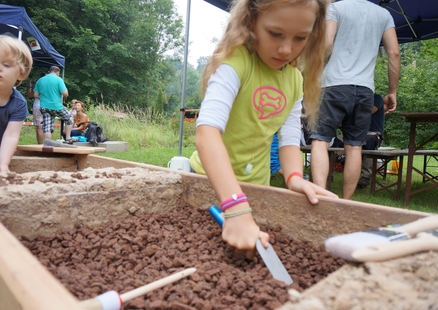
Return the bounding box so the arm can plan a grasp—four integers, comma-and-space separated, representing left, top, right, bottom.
0, 88, 29, 145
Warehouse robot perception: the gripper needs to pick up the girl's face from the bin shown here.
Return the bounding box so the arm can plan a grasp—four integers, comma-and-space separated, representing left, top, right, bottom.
0, 49, 26, 90
75, 102, 83, 112
252, 2, 317, 70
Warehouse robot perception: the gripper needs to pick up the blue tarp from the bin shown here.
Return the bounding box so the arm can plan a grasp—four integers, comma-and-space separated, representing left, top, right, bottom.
203, 0, 438, 44
0, 4, 65, 68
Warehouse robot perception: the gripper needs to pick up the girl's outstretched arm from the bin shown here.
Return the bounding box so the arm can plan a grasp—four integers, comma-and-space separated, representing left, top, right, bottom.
279, 145, 339, 203
196, 125, 270, 258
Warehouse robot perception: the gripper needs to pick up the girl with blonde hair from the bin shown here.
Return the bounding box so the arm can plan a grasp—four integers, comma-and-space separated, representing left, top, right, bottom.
189, 0, 337, 258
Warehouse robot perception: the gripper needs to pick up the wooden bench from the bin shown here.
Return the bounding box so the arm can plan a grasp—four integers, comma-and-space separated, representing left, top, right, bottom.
301, 146, 408, 199
16, 145, 106, 154
300, 146, 344, 190
416, 150, 438, 183
361, 149, 408, 200
302, 146, 438, 200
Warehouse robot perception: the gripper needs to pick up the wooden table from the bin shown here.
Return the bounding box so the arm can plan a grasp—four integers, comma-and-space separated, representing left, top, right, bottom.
399, 112, 438, 205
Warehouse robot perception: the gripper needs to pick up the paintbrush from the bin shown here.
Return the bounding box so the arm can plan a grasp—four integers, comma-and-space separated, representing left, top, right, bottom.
351, 230, 438, 262
79, 267, 196, 310
324, 215, 438, 261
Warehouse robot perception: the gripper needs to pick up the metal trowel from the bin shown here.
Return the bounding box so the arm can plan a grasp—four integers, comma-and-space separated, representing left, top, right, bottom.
209, 205, 293, 285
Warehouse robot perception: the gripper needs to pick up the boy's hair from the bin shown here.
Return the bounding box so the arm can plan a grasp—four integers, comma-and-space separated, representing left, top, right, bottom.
0, 35, 33, 86
202, 0, 328, 129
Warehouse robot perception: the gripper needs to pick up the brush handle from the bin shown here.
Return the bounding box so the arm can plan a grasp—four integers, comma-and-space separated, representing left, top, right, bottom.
120, 267, 196, 302
79, 298, 104, 310
389, 215, 438, 237
351, 232, 438, 262
79, 268, 196, 310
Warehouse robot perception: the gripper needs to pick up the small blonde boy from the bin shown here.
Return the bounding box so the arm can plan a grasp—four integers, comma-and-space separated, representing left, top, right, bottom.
0, 35, 33, 172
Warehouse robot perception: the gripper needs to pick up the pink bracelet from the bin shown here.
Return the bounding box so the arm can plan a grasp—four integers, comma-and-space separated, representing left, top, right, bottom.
220, 193, 248, 212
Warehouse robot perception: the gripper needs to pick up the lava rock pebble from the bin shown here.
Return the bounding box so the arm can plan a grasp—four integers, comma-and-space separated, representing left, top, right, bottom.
23, 207, 345, 309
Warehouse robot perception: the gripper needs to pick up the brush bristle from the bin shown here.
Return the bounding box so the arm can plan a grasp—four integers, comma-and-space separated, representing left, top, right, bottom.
325, 232, 389, 261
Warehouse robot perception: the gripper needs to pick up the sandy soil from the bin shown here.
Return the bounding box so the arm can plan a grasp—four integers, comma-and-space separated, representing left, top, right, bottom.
279, 251, 438, 310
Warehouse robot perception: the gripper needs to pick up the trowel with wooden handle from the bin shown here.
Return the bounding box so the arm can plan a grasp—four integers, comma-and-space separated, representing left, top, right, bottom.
351, 230, 438, 262
209, 205, 293, 285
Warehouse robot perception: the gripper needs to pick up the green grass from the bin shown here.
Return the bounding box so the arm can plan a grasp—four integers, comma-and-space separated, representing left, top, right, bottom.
19, 105, 437, 214
270, 154, 438, 214
99, 146, 196, 167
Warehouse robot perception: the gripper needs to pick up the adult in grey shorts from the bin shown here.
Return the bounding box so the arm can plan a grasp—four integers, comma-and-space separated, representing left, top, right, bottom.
310, 0, 400, 199
27, 79, 44, 144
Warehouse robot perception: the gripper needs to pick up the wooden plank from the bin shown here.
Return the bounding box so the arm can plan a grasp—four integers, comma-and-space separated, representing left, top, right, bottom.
0, 223, 81, 310
17, 145, 106, 154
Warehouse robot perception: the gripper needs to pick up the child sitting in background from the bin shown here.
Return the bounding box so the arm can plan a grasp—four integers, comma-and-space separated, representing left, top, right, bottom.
0, 35, 33, 172
71, 101, 90, 137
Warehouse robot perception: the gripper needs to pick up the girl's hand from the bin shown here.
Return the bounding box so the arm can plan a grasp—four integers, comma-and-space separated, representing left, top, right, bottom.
0, 164, 10, 173
221, 203, 270, 259
288, 175, 338, 204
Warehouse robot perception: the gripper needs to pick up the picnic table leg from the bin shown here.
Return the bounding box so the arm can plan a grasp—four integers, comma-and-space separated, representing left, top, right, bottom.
404, 122, 416, 205
396, 156, 404, 201
423, 155, 427, 183
370, 157, 377, 195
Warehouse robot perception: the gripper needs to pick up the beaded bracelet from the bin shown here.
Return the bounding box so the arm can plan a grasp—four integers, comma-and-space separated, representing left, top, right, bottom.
286, 171, 303, 186
220, 193, 248, 212
224, 208, 252, 219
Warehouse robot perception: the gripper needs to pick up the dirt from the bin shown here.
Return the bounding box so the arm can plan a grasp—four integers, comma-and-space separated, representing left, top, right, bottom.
22, 207, 345, 310
4, 167, 437, 309
278, 251, 438, 310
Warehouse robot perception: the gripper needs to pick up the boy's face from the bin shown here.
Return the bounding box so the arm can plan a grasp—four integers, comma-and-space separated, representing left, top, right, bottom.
0, 50, 26, 90
252, 2, 317, 70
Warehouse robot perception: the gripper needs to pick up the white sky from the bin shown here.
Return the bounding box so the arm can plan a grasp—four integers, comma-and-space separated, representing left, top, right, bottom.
174, 0, 229, 66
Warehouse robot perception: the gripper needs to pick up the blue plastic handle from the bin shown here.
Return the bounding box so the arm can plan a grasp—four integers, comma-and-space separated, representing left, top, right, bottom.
208, 205, 224, 227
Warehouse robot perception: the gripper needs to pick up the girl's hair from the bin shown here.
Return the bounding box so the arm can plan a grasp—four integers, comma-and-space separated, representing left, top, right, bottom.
0, 35, 33, 86
201, 0, 328, 129
76, 101, 85, 110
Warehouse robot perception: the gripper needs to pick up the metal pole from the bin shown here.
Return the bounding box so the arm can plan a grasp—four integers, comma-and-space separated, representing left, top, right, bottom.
178, 0, 191, 156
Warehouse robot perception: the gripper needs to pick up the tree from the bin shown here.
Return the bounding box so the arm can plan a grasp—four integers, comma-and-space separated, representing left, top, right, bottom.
375, 38, 438, 149
3, 0, 185, 108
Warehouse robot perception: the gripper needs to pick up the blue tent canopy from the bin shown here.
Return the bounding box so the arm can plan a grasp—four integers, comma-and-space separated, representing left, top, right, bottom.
203, 0, 438, 44
0, 4, 65, 68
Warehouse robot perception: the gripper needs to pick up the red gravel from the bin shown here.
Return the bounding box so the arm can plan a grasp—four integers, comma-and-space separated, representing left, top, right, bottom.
22, 207, 345, 309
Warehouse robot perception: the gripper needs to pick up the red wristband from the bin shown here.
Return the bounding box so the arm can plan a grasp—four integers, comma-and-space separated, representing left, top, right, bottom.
286, 172, 302, 186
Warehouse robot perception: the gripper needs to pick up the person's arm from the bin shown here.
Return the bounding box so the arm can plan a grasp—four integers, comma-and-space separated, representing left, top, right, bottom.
0, 122, 23, 172
61, 90, 69, 103
325, 20, 337, 62
77, 115, 90, 132
33, 91, 40, 99
196, 65, 269, 257
27, 82, 34, 99
196, 125, 269, 258
278, 103, 339, 202
382, 27, 400, 114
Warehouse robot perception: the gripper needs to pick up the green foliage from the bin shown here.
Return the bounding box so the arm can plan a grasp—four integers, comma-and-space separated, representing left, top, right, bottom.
84, 103, 188, 149
374, 39, 438, 149
169, 117, 196, 147
6, 0, 185, 109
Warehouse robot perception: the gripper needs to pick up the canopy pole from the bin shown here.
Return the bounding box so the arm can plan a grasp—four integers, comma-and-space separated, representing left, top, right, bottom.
178, 0, 191, 157
18, 26, 23, 40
